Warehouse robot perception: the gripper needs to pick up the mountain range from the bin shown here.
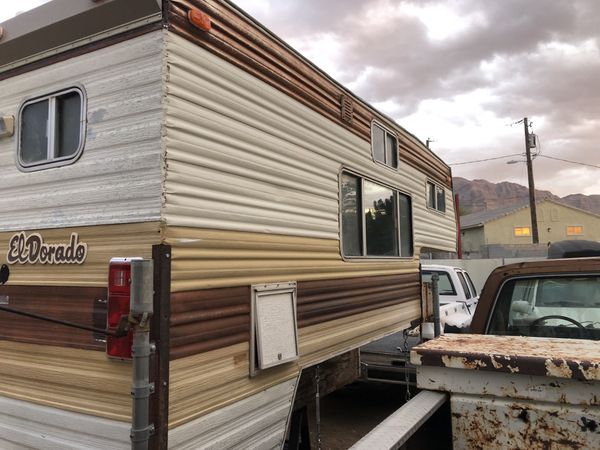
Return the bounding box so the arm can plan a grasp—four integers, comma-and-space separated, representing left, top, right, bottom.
453, 177, 600, 216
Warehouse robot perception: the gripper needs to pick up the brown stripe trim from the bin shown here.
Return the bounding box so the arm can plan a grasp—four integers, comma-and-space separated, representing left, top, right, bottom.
170, 286, 250, 359
297, 273, 420, 327
166, 0, 451, 187
169, 272, 420, 360
0, 285, 106, 350
0, 22, 162, 82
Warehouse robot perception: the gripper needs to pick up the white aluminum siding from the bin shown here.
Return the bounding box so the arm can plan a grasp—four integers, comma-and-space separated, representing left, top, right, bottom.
169, 377, 298, 450
0, 395, 129, 449
0, 31, 164, 232
164, 33, 456, 252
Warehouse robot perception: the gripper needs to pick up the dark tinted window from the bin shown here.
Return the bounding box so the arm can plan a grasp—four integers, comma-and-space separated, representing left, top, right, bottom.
364, 180, 398, 256
20, 100, 49, 164
341, 171, 412, 258
372, 123, 398, 169
456, 272, 472, 299
56, 91, 82, 158
341, 173, 362, 256
465, 272, 478, 297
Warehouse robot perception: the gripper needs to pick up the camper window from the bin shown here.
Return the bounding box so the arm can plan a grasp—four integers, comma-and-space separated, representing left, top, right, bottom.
371, 122, 398, 169
18, 87, 85, 171
341, 171, 413, 258
426, 181, 446, 213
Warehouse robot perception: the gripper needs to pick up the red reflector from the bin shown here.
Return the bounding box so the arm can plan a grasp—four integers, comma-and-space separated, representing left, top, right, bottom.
106, 260, 134, 359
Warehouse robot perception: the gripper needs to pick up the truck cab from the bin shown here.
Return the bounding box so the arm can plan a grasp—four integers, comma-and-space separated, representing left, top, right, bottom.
421, 264, 478, 305
421, 264, 479, 330
470, 257, 600, 341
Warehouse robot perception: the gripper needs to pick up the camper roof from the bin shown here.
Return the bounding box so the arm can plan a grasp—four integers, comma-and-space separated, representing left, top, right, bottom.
0, 0, 162, 73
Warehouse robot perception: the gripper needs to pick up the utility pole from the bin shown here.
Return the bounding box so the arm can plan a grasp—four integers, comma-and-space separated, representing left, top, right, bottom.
523, 117, 539, 244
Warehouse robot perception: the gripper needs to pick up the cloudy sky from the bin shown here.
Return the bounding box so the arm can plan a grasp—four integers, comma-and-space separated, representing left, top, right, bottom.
2, 1, 599, 197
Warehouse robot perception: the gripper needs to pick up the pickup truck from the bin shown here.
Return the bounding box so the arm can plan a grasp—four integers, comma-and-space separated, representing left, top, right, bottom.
353, 251, 600, 449
360, 265, 478, 382
422, 264, 478, 305
469, 256, 600, 340
421, 264, 479, 330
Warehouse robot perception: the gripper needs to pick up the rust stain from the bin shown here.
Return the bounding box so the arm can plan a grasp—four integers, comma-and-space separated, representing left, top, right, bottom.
454, 399, 594, 449
412, 334, 600, 381
579, 417, 598, 433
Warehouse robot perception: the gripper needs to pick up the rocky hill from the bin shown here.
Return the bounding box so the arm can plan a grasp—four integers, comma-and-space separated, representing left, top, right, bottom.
454, 177, 600, 216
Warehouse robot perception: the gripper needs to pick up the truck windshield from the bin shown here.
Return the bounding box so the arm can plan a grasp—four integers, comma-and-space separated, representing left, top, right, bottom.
487, 275, 600, 340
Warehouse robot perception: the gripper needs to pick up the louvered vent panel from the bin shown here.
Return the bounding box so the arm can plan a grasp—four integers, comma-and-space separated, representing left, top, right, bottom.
340, 95, 353, 125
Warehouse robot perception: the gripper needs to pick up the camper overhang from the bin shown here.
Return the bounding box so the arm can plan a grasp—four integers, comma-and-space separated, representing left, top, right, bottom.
0, 0, 162, 74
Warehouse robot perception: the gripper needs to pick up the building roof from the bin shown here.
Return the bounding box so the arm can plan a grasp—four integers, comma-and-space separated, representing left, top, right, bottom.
460, 202, 530, 229
460, 199, 600, 229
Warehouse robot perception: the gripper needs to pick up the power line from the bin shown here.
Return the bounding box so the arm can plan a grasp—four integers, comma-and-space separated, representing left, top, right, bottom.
538, 154, 600, 169
448, 152, 600, 169
448, 153, 522, 166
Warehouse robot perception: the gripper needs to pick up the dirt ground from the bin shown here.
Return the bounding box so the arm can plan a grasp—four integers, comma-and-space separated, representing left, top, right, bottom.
308, 381, 452, 450
310, 381, 412, 449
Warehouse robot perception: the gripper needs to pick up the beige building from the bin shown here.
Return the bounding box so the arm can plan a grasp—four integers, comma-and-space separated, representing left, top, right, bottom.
460, 200, 600, 257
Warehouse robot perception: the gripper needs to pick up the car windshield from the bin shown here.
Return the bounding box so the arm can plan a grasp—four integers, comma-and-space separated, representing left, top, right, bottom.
488, 275, 600, 340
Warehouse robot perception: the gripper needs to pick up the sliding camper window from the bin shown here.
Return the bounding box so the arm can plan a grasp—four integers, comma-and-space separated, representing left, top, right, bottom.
371, 122, 398, 170
341, 171, 413, 258
18, 87, 85, 171
426, 180, 446, 213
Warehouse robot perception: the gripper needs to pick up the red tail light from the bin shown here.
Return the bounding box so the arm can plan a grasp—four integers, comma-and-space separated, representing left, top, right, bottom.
106, 258, 137, 359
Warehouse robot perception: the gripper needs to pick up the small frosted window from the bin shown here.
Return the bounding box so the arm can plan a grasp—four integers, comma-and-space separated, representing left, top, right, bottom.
20, 100, 49, 164
19, 88, 85, 171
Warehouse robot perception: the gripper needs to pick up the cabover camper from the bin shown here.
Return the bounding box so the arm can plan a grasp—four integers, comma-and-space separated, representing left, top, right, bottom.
0, 0, 456, 448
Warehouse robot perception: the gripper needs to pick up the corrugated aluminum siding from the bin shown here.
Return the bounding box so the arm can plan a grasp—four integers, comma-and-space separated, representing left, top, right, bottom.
169, 377, 298, 450
169, 272, 419, 359
165, 0, 451, 188
0, 395, 129, 450
0, 341, 131, 422
164, 32, 456, 252
169, 301, 418, 427
166, 227, 419, 292
0, 31, 164, 232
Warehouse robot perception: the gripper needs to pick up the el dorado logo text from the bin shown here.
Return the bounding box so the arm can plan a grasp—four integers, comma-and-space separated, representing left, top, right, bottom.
7, 232, 87, 265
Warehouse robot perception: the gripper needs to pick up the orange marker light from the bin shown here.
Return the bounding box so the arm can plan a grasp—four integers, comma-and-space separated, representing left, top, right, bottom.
188, 9, 212, 32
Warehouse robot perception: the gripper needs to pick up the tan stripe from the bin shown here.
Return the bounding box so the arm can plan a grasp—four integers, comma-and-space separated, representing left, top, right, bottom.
169, 301, 417, 427
0, 341, 131, 421
0, 222, 162, 286
166, 227, 419, 291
